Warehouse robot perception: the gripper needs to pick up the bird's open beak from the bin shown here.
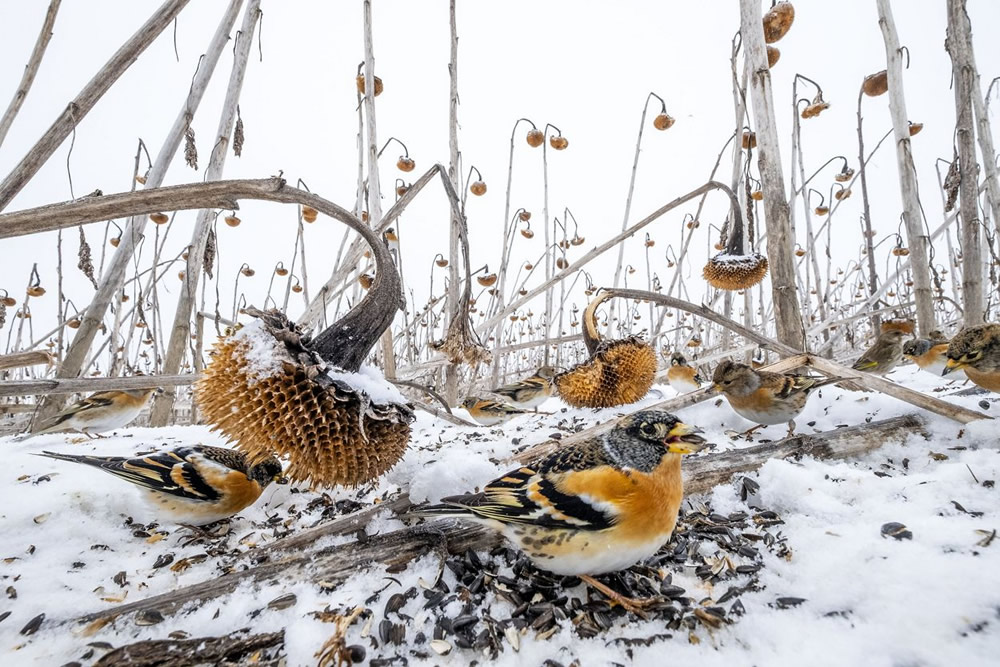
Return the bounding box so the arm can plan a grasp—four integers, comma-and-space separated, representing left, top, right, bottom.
666, 422, 706, 454
275, 475, 290, 485
942, 358, 965, 376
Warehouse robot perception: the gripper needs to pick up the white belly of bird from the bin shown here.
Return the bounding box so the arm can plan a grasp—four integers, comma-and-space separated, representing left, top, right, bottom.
669, 377, 700, 394
145, 490, 234, 525
470, 413, 506, 426
502, 524, 672, 576
731, 404, 799, 425
512, 392, 549, 410
73, 404, 145, 434
918, 360, 964, 379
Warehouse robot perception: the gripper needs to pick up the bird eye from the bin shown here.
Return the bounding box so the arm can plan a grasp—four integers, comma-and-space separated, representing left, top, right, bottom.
640, 422, 658, 436
724, 380, 733, 385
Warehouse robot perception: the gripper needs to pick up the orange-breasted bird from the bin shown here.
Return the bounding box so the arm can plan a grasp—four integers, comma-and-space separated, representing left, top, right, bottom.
419, 410, 706, 613
492, 366, 557, 411
903, 332, 962, 379
666, 353, 704, 394
851, 329, 908, 376
461, 397, 530, 426
36, 446, 283, 525
26, 388, 161, 439
713, 360, 838, 436
943, 323, 1000, 392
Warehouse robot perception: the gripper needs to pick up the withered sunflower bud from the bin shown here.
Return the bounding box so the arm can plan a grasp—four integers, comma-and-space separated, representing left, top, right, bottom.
763, 2, 795, 43
862, 71, 889, 97
195, 200, 412, 488
554, 292, 656, 409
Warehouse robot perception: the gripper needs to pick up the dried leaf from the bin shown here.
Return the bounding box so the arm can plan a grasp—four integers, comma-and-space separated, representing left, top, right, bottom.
203, 228, 216, 279
184, 124, 198, 171
233, 106, 245, 157
943, 154, 960, 213
77, 226, 97, 289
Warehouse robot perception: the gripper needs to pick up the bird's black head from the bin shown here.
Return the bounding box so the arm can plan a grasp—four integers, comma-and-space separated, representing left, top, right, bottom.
902, 338, 932, 358
670, 353, 687, 367
617, 410, 706, 454
250, 457, 284, 487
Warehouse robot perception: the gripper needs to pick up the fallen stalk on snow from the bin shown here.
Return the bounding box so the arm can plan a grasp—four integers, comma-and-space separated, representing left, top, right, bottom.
92, 630, 285, 667
70, 413, 926, 630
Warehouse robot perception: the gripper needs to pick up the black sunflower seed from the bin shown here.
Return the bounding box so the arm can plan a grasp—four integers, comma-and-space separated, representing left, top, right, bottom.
267, 593, 297, 610
385, 593, 407, 615
20, 613, 44, 635
880, 522, 913, 540
134, 609, 164, 626
152, 553, 174, 569
451, 614, 478, 631
775, 597, 806, 609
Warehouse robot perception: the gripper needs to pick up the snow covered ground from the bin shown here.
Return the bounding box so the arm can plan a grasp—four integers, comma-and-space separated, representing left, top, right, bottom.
2, 365, 999, 666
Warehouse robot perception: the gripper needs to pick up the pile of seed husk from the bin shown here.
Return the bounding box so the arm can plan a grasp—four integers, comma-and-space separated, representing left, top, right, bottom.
358, 481, 790, 663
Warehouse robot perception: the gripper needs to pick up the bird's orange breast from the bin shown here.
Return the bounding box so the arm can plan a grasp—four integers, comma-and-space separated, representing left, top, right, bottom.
726, 387, 776, 411
557, 456, 683, 543
965, 367, 1000, 392
200, 467, 264, 514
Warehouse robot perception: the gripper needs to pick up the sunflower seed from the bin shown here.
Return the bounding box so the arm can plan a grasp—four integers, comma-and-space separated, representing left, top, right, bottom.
880, 522, 913, 540
134, 609, 164, 626
430, 638, 452, 655
267, 593, 297, 610
20, 613, 45, 635
152, 553, 174, 568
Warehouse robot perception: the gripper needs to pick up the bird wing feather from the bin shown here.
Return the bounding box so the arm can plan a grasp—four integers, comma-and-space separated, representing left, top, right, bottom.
436, 443, 618, 531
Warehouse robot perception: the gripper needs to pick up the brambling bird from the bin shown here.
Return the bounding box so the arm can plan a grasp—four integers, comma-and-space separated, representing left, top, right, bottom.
491, 366, 557, 411
903, 332, 963, 379
851, 329, 908, 376
26, 388, 161, 439
712, 360, 838, 436
666, 353, 704, 394
36, 446, 283, 525
420, 410, 706, 612
944, 323, 1000, 392
461, 397, 530, 426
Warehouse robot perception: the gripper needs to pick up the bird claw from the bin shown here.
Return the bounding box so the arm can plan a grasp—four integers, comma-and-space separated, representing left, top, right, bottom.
177, 521, 230, 545
579, 574, 655, 619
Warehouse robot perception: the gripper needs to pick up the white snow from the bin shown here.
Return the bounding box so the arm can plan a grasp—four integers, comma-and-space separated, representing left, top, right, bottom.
327, 364, 409, 405
232, 319, 287, 381
2, 365, 998, 665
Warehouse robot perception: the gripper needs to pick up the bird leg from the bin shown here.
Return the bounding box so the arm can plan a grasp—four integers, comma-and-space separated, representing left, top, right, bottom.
739, 424, 766, 439
786, 420, 796, 438
579, 575, 654, 619
177, 521, 230, 545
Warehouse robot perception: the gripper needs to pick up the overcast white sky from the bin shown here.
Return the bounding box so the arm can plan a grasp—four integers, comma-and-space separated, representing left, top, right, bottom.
1, 1, 998, 363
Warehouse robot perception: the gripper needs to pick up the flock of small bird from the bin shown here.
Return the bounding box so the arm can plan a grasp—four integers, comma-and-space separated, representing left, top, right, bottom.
14, 321, 1000, 607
